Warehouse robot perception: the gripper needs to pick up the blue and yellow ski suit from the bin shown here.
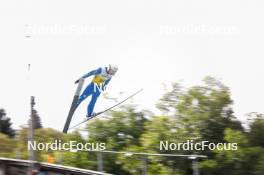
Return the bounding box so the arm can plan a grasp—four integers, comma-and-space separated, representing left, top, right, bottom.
76, 67, 112, 117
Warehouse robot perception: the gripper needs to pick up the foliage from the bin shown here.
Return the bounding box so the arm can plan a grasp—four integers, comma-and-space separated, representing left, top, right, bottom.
1, 77, 264, 175
32, 109, 42, 129
0, 108, 15, 137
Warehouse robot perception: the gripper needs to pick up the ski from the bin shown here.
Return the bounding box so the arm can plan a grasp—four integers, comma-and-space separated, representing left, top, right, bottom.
62, 78, 85, 133
68, 88, 143, 131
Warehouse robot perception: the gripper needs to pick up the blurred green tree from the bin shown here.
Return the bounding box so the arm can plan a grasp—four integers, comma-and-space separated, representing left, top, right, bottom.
200, 128, 264, 175
0, 108, 15, 137
32, 109, 42, 129
0, 133, 15, 157
86, 105, 148, 174
247, 114, 264, 147
157, 77, 243, 144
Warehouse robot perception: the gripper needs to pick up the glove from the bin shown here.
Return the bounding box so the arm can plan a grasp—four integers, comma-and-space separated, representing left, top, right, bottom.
74, 79, 80, 84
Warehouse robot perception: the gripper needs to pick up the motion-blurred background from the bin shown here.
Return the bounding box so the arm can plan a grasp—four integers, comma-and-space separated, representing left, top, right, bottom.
1, 0, 264, 174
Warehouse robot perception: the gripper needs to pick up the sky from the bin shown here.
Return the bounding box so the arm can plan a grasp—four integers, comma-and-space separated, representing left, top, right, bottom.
0, 0, 264, 130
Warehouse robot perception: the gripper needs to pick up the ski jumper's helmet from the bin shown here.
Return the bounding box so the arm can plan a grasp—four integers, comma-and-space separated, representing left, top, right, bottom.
108, 64, 118, 75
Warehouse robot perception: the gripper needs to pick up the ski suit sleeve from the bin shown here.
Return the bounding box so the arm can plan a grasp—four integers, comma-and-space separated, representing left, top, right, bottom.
82, 68, 102, 79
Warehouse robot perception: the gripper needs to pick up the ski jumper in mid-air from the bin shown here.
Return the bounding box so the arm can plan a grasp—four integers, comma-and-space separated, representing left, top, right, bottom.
75, 64, 118, 118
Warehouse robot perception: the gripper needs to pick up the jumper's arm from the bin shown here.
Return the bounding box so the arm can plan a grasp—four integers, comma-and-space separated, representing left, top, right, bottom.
82, 67, 102, 79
